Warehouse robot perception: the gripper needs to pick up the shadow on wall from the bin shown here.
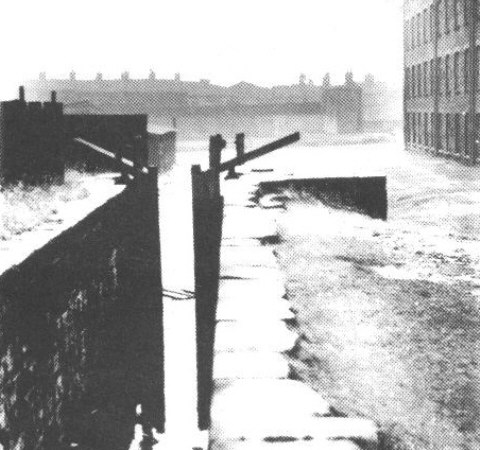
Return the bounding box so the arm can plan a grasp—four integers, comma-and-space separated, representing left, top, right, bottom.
258, 177, 388, 220
0, 177, 163, 449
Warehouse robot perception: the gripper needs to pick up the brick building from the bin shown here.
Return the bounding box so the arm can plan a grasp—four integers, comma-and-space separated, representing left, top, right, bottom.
404, 0, 480, 163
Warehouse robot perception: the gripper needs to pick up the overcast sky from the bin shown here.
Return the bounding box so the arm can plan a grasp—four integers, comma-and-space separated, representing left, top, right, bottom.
0, 0, 403, 99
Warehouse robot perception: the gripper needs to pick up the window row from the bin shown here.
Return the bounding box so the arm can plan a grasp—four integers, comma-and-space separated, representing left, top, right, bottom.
405, 111, 479, 156
405, 0, 480, 51
405, 47, 480, 99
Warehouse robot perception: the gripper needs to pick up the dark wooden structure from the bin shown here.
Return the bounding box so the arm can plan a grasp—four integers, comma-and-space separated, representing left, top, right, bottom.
192, 135, 225, 430
0, 87, 64, 184
259, 176, 387, 220
0, 143, 163, 448
192, 131, 300, 430
65, 114, 148, 171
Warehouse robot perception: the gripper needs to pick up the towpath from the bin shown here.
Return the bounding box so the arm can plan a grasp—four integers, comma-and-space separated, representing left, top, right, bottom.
128, 142, 382, 449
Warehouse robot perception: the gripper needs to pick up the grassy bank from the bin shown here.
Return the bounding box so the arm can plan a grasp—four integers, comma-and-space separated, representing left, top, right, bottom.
0, 170, 91, 240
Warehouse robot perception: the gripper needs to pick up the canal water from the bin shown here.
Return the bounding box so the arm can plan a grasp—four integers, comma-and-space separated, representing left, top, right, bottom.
269, 141, 480, 450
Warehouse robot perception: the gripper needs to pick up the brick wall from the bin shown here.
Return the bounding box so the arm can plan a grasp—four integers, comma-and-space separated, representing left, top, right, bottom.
0, 99, 64, 185
0, 173, 163, 449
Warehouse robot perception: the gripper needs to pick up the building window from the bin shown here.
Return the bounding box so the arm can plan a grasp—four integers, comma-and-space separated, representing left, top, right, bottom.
410, 17, 414, 48
476, 114, 480, 153
445, 0, 451, 33
412, 15, 416, 48
418, 113, 423, 144
454, 114, 461, 153
412, 65, 416, 98
453, 0, 459, 29
438, 114, 445, 150
424, 62, 429, 96
412, 66, 416, 98
414, 16, 417, 46
418, 114, 423, 145
424, 112, 429, 146
430, 59, 435, 96
464, 0, 470, 27
430, 4, 435, 40
409, 19, 413, 49
447, 114, 456, 152
406, 113, 411, 142
423, 9, 428, 43
425, 63, 429, 97
404, 68, 408, 99
438, 56, 445, 96
454, 52, 460, 93
404, 20, 408, 50
464, 48, 470, 93
418, 64, 423, 97
438, 0, 445, 35
477, 46, 480, 91
408, 19, 413, 49
457, 0, 465, 28
418, 13, 422, 44
412, 113, 417, 143
443, 114, 450, 152
431, 113, 436, 149
419, 64, 424, 97
445, 55, 451, 96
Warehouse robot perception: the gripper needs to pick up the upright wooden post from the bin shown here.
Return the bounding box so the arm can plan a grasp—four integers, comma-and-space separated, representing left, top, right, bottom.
19, 86, 25, 102
115, 146, 129, 184
226, 133, 245, 179
138, 166, 164, 434
192, 163, 224, 431
208, 134, 225, 195
132, 138, 143, 178
51, 91, 57, 103
208, 134, 224, 171
235, 132, 245, 158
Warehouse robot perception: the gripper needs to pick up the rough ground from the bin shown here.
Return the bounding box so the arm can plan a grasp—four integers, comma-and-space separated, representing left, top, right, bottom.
272, 143, 480, 450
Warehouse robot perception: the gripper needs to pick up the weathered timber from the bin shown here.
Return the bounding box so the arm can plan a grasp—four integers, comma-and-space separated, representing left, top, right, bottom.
191, 164, 224, 430
217, 132, 300, 173
73, 137, 149, 178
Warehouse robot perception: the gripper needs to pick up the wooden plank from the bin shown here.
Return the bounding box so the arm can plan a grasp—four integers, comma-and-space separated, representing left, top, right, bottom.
192, 165, 225, 431
73, 137, 149, 175
216, 132, 300, 173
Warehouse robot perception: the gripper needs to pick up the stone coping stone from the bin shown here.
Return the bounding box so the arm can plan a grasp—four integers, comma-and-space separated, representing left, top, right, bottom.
209, 439, 362, 450
214, 321, 297, 352
221, 182, 259, 197
210, 415, 378, 446
259, 194, 287, 209
220, 266, 284, 284
220, 247, 278, 269
219, 279, 286, 301
213, 352, 290, 380
216, 299, 295, 322
211, 379, 331, 434
223, 205, 280, 221
222, 222, 277, 241
221, 238, 264, 247
223, 199, 258, 208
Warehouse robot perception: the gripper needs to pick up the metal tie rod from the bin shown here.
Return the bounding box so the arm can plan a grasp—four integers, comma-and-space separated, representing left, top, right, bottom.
73, 137, 149, 174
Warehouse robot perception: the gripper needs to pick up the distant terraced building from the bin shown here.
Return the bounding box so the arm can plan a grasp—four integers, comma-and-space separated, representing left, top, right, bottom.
404, 0, 480, 163
25, 71, 400, 136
